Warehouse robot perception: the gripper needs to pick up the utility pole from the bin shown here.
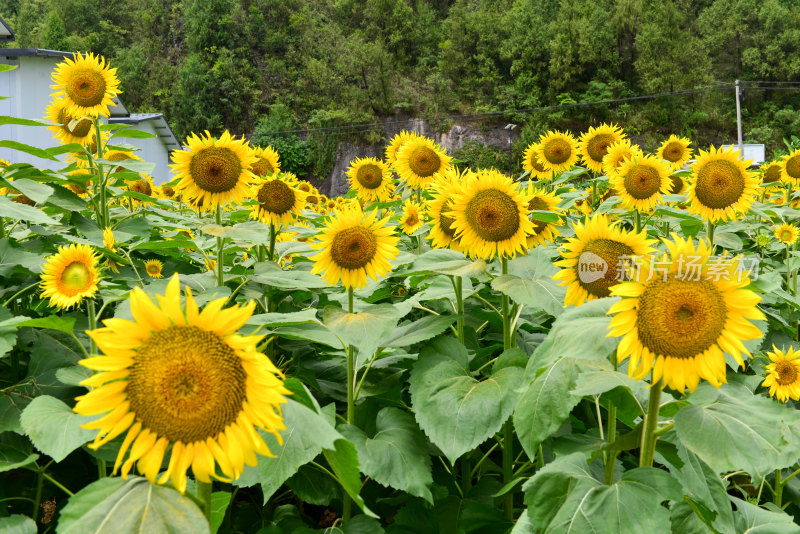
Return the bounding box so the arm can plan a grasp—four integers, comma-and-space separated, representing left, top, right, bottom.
735, 80, 744, 155
505, 123, 516, 178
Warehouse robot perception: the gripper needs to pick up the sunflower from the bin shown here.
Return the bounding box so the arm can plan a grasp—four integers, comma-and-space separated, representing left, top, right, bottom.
394, 136, 452, 190
579, 124, 625, 173
667, 173, 688, 196
553, 214, 654, 307
40, 244, 100, 310
143, 259, 164, 278
310, 207, 400, 290
249, 175, 307, 227
73, 275, 289, 493
448, 169, 533, 260
128, 176, 153, 197
760, 160, 783, 186
522, 143, 554, 181
399, 199, 424, 235
296, 181, 315, 194
537, 130, 579, 174
50, 52, 120, 118
609, 154, 671, 211
103, 227, 115, 251
774, 223, 799, 245
45, 97, 95, 145
170, 130, 258, 211
105, 149, 142, 174
427, 168, 468, 251
525, 184, 561, 248
158, 185, 177, 200
602, 139, 642, 179
781, 148, 800, 186
385, 130, 418, 168
346, 157, 394, 202
607, 235, 765, 392
656, 135, 693, 168
250, 146, 281, 178
687, 146, 758, 222
762, 346, 800, 402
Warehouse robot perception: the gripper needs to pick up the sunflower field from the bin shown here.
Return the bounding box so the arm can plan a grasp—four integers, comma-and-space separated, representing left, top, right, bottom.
1, 53, 800, 534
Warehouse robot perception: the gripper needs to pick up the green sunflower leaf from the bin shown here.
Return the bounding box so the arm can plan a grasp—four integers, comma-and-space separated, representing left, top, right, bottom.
409, 336, 524, 464
322, 303, 404, 356
0, 195, 60, 225
0, 432, 39, 473
0, 515, 37, 534
492, 247, 566, 317
19, 395, 95, 463
731, 497, 800, 534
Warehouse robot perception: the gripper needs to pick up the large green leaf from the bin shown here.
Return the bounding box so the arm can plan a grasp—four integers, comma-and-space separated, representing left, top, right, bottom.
514, 357, 582, 461
492, 247, 566, 317
0, 432, 39, 472
674, 382, 800, 479
323, 303, 404, 356
56, 477, 209, 534
251, 261, 328, 289
15, 315, 76, 335
0, 238, 45, 276
209, 492, 232, 534
383, 314, 458, 347
0, 140, 58, 160
0, 195, 60, 225
19, 395, 95, 462
731, 497, 800, 534
522, 453, 681, 534
527, 297, 619, 377
409, 337, 524, 464
401, 248, 488, 277
0, 515, 37, 534
323, 438, 378, 518
0, 177, 53, 203
339, 407, 434, 503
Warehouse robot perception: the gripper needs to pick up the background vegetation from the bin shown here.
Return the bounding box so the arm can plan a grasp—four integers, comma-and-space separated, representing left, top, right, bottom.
3, 0, 800, 179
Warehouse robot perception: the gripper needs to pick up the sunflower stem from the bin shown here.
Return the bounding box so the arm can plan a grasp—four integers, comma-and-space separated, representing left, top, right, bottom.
32, 467, 43, 522
93, 118, 109, 227
452, 274, 470, 491
343, 286, 355, 524
707, 220, 715, 250
216, 206, 224, 287
786, 245, 793, 296
639, 379, 663, 467
501, 257, 515, 520
604, 403, 617, 485
196, 480, 213, 523
634, 210, 642, 234
87, 298, 97, 355
268, 223, 278, 263
775, 469, 784, 508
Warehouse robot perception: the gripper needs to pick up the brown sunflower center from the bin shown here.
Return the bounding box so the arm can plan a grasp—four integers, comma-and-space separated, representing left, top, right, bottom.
694, 160, 745, 209
298, 182, 312, 193
127, 325, 246, 443
162, 186, 175, 198
404, 210, 419, 227
528, 151, 546, 172
542, 139, 572, 165
785, 155, 800, 179
576, 239, 634, 298
65, 68, 107, 108
57, 108, 92, 138
528, 196, 551, 233
636, 277, 727, 359
251, 157, 275, 177
306, 194, 319, 205
408, 146, 441, 178
586, 134, 615, 163
12, 195, 35, 206
439, 200, 457, 238
668, 175, 684, 195
465, 188, 521, 242
763, 164, 782, 183
662, 142, 685, 163
330, 226, 378, 270
189, 147, 243, 193
775, 361, 798, 386
130, 180, 151, 196
624, 164, 662, 200
356, 164, 384, 189
257, 180, 296, 215
61, 261, 91, 291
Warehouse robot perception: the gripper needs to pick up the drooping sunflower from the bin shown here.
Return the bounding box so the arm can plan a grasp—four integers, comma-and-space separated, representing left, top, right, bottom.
250, 146, 281, 178
607, 235, 765, 392
50, 52, 121, 118
394, 136, 452, 189
656, 135, 693, 169
40, 243, 100, 309
579, 124, 625, 173
537, 130, 579, 174
45, 97, 95, 145
609, 154, 671, 211
385, 130, 418, 168
687, 146, 758, 222
399, 199, 424, 235
760, 160, 783, 186
667, 173, 688, 196
346, 157, 394, 202
249, 175, 307, 227
310, 207, 400, 289
525, 184, 561, 248
427, 168, 469, 251
73, 275, 289, 493
522, 143, 554, 181
171, 130, 258, 211
762, 346, 800, 402
553, 214, 654, 307
448, 169, 533, 260
781, 148, 800, 186
602, 139, 642, 179
143, 259, 164, 278
774, 223, 799, 245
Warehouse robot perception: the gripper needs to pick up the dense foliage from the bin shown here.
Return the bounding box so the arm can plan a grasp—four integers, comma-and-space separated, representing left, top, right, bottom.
4, 0, 800, 179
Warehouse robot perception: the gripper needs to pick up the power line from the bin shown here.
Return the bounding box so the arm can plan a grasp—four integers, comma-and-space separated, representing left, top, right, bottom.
257, 86, 728, 138
741, 80, 800, 85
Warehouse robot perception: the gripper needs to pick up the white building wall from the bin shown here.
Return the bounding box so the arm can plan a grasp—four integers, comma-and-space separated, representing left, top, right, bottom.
113, 122, 173, 185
